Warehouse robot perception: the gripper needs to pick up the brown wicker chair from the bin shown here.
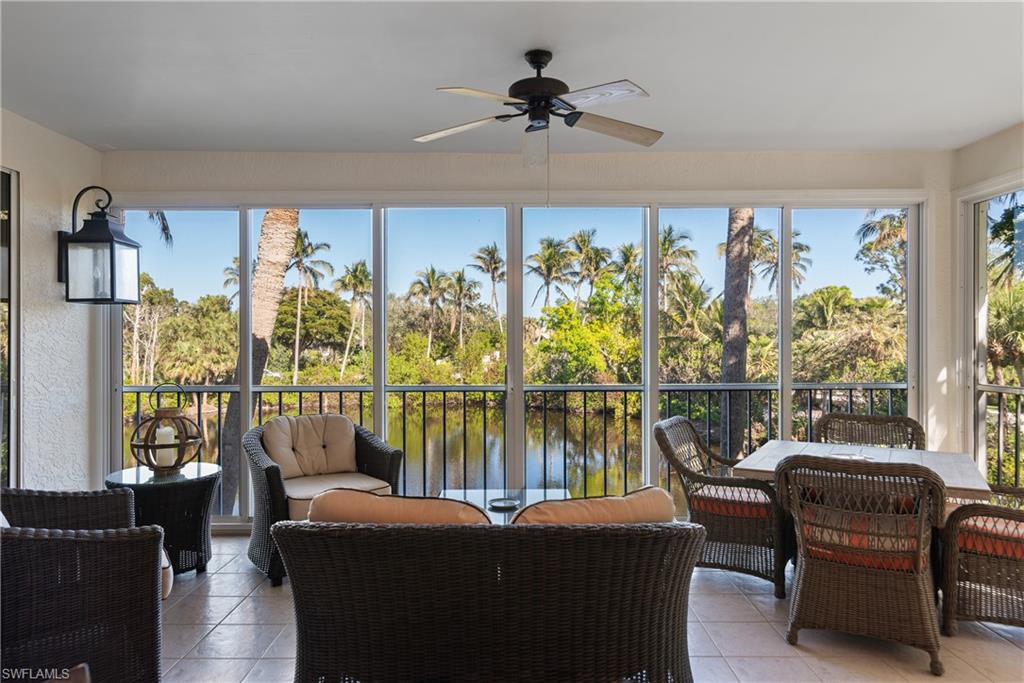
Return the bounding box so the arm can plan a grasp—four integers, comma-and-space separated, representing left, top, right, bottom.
272, 521, 706, 682
942, 484, 1024, 636
776, 456, 947, 676
243, 421, 402, 585
814, 413, 926, 450
1, 488, 163, 683
654, 416, 794, 598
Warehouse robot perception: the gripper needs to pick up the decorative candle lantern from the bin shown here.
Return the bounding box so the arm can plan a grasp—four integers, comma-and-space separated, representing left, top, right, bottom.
130, 383, 203, 473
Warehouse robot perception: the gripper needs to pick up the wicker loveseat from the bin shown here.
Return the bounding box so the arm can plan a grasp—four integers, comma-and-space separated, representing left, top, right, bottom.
272, 521, 706, 682
243, 415, 402, 584
0, 488, 163, 683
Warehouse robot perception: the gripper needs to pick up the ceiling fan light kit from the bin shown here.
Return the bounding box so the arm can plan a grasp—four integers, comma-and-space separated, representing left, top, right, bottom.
415, 49, 663, 147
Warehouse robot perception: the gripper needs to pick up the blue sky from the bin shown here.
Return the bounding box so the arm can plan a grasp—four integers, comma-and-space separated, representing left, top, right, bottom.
125, 205, 897, 314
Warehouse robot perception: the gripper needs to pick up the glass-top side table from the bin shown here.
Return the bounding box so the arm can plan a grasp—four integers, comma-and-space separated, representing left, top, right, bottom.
105, 462, 221, 574
440, 488, 571, 525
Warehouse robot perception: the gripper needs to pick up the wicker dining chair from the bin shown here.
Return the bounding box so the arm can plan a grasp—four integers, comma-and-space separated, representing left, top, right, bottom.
654, 416, 794, 598
1, 488, 164, 683
942, 484, 1024, 636
814, 413, 926, 450
776, 455, 947, 676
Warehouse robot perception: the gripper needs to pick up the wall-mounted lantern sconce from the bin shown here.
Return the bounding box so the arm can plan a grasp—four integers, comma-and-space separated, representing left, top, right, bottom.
57, 185, 140, 304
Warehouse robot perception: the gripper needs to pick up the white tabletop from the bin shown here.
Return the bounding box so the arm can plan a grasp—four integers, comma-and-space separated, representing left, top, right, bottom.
733, 440, 991, 501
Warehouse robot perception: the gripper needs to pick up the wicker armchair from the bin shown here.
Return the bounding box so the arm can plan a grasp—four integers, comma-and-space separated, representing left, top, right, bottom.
272, 521, 706, 682
0, 488, 163, 683
814, 413, 926, 450
942, 484, 1024, 636
776, 456, 946, 676
653, 416, 794, 598
243, 421, 403, 584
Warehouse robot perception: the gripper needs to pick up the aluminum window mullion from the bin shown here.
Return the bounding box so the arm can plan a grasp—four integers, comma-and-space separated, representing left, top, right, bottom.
373, 206, 386, 439
779, 207, 794, 440
237, 208, 252, 521
906, 204, 921, 435
643, 204, 660, 486
505, 204, 525, 490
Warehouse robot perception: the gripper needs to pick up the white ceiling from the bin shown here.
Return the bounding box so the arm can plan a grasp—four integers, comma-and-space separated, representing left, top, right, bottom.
2, 1, 1022, 153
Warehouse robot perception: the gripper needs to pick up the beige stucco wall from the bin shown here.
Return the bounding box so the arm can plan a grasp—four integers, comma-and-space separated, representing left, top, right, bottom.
1, 109, 106, 489
953, 122, 1024, 191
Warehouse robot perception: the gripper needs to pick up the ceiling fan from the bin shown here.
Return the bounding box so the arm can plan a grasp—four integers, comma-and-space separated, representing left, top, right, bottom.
414, 49, 663, 147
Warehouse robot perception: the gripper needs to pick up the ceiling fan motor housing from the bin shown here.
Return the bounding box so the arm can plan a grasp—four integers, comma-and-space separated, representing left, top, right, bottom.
508, 76, 570, 102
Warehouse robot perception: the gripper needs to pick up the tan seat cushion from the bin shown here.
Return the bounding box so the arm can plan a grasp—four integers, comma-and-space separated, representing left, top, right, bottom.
284, 472, 390, 520
511, 486, 675, 525
161, 548, 174, 600
262, 414, 357, 479
309, 488, 490, 525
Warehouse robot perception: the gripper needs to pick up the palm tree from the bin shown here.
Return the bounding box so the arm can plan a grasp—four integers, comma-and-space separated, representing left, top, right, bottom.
408, 266, 450, 358
526, 237, 573, 308
717, 227, 812, 291
286, 230, 333, 384
469, 242, 505, 333
987, 202, 1024, 289
798, 286, 855, 330
658, 224, 697, 310
722, 208, 754, 459
569, 228, 612, 305
221, 208, 301, 512
857, 208, 907, 251
447, 269, 480, 349
147, 211, 173, 245
333, 259, 372, 380
662, 272, 714, 342
612, 243, 642, 290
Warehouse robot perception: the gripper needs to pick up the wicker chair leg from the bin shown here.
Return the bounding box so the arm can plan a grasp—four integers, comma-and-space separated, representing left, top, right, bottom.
773, 556, 787, 599
941, 616, 958, 638
785, 625, 799, 645
929, 652, 944, 676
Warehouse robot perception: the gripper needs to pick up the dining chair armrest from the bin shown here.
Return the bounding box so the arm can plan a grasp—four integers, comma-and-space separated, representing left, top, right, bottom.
687, 471, 781, 508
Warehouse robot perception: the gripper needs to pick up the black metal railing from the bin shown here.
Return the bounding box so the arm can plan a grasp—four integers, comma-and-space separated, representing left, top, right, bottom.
385, 386, 506, 498
121, 381, 911, 514
979, 384, 1023, 487
524, 385, 645, 499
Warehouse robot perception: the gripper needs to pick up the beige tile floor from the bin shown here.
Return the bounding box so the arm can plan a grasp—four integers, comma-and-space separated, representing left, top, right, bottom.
163, 535, 1024, 682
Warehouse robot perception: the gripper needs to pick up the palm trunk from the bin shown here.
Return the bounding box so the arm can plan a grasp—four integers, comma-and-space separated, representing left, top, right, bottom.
292, 283, 303, 385
491, 281, 503, 334
146, 311, 160, 384
129, 306, 142, 384
219, 208, 299, 513
426, 307, 434, 359
721, 208, 754, 460
339, 301, 357, 381
359, 300, 366, 351
459, 303, 465, 349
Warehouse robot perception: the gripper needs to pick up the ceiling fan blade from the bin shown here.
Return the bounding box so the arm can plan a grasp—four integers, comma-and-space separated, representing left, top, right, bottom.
564, 112, 663, 147
561, 80, 649, 109
438, 87, 526, 105
414, 116, 507, 143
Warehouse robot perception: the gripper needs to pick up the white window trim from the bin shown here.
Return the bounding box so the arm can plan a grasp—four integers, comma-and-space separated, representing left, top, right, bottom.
954, 169, 1024, 467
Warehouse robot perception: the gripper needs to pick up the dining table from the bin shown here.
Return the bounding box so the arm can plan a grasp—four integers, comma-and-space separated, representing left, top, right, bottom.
733, 439, 992, 506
